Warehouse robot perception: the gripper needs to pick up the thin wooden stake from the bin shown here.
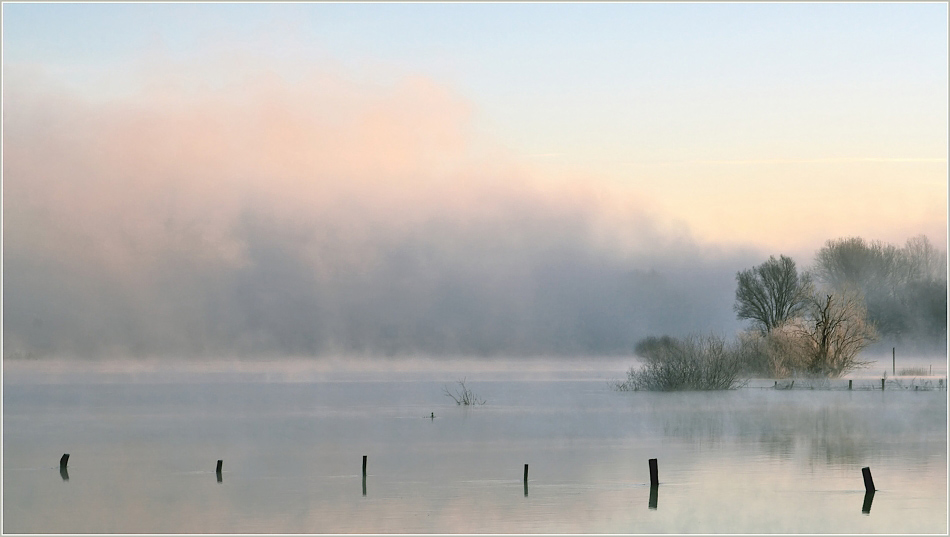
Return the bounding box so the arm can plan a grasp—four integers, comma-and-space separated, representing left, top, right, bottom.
523, 464, 529, 497
648, 458, 658, 487
848, 379, 852, 390
862, 467, 876, 492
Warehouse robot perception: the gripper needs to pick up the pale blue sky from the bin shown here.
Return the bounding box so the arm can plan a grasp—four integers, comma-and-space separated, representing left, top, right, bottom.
3, 2, 947, 251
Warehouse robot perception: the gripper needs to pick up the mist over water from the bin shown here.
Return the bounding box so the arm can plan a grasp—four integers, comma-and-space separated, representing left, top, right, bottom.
3, 358, 946, 533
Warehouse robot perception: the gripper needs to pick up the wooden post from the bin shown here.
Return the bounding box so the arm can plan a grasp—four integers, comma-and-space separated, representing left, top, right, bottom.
892, 347, 895, 375
523, 464, 529, 497
59, 454, 69, 482
848, 379, 852, 390
362, 455, 368, 496
216, 460, 223, 482
648, 458, 658, 487
861, 467, 875, 492
882, 378, 885, 391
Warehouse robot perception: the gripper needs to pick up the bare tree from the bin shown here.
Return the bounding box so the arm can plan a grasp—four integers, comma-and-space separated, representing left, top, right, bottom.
443, 378, 485, 405
793, 289, 877, 377
734, 255, 812, 333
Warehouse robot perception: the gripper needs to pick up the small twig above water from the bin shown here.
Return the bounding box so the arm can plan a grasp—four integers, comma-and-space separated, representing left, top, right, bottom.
443, 378, 485, 405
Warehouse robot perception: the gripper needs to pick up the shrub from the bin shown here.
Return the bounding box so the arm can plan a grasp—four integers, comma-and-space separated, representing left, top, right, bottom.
735, 324, 812, 378
617, 334, 746, 391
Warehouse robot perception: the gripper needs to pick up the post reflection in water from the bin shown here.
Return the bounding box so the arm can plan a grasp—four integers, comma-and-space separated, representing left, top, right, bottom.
59, 467, 69, 482
862, 490, 875, 514
362, 476, 367, 497
648, 484, 658, 510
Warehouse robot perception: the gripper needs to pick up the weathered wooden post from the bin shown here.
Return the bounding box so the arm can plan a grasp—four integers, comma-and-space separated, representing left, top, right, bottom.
216, 460, 223, 482
59, 454, 69, 482
648, 458, 658, 487
861, 467, 875, 493
60, 454, 69, 470
892, 347, 896, 375
362, 455, 368, 496
881, 378, 885, 391
523, 464, 529, 496
848, 379, 852, 390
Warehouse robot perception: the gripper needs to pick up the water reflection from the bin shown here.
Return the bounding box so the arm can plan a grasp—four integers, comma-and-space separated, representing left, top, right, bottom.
642, 391, 946, 466
862, 490, 875, 514
3, 370, 946, 534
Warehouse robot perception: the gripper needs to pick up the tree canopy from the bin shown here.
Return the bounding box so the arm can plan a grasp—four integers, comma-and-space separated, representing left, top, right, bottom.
813, 235, 947, 345
734, 255, 811, 333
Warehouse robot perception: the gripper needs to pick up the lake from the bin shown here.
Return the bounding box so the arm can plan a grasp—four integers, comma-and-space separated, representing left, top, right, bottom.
3, 357, 947, 533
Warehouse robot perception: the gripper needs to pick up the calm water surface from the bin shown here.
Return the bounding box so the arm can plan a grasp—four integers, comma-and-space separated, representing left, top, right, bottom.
3, 358, 947, 533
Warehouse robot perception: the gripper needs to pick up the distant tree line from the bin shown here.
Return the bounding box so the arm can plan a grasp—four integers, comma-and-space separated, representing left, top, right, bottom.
813, 235, 946, 346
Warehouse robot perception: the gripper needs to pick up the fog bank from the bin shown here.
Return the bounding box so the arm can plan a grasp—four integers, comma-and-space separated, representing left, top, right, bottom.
2, 64, 794, 359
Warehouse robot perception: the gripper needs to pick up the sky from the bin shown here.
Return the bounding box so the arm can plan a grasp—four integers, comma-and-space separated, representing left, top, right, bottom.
2, 2, 947, 358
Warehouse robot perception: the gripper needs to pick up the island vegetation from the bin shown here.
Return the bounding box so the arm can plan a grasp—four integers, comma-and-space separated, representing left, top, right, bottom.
617, 235, 945, 391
